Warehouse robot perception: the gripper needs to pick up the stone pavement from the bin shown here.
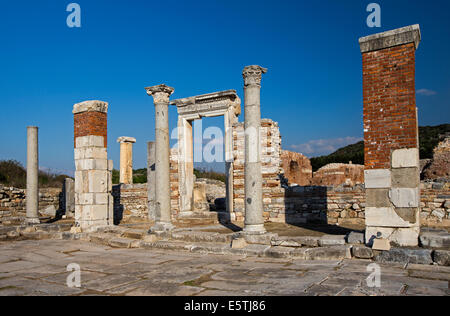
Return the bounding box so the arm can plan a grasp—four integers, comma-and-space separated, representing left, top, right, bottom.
0, 239, 448, 296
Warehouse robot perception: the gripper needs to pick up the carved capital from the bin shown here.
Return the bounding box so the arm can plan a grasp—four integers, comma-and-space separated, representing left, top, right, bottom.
242, 65, 267, 87
145, 84, 175, 104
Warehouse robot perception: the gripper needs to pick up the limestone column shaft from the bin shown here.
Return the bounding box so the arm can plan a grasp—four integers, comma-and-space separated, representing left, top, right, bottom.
243, 65, 267, 234
145, 84, 175, 231
147, 141, 156, 221
26, 126, 40, 224
117, 137, 136, 184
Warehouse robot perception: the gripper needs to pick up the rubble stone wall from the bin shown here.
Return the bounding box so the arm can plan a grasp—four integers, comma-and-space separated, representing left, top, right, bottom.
233, 119, 284, 222
0, 186, 62, 225
281, 150, 312, 186
311, 163, 364, 187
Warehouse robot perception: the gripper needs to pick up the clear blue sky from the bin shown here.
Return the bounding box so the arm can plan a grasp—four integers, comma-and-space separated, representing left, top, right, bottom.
0, 0, 449, 175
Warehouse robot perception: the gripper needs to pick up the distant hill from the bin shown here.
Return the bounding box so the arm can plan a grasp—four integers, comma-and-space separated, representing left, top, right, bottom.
310, 124, 449, 172
0, 160, 70, 188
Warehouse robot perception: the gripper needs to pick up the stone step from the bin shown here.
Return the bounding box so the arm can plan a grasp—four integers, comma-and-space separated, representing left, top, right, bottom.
89, 232, 116, 246
176, 218, 219, 226
108, 237, 140, 249
171, 231, 233, 243
121, 228, 148, 240
374, 248, 434, 265
419, 230, 450, 249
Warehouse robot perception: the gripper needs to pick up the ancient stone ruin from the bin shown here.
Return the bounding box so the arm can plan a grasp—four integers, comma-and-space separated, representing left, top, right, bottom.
1, 25, 449, 262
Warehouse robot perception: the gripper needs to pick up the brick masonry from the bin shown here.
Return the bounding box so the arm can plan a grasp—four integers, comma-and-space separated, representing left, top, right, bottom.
362, 43, 418, 169
73, 100, 113, 230
360, 25, 422, 246
74, 111, 108, 148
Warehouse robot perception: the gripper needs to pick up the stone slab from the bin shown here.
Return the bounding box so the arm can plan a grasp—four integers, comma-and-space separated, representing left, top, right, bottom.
359, 24, 421, 53
364, 169, 391, 189
389, 188, 419, 208
419, 231, 450, 249
391, 148, 419, 168
366, 207, 413, 228
375, 248, 433, 265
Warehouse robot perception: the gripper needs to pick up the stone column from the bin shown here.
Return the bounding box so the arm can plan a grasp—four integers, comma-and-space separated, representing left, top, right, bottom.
117, 137, 136, 184
242, 65, 267, 235
178, 116, 194, 215
65, 178, 75, 218
73, 100, 113, 231
147, 141, 156, 221
145, 84, 175, 232
359, 25, 421, 247
26, 126, 40, 224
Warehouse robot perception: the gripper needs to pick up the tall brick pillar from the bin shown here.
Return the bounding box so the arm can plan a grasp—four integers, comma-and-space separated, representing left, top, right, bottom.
73, 100, 113, 231
359, 25, 421, 246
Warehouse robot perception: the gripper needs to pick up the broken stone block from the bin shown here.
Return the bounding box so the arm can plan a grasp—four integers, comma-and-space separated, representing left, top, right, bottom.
318, 235, 346, 246
372, 238, 391, 251
375, 248, 433, 265
265, 246, 294, 258
346, 231, 365, 244
389, 188, 419, 208
352, 245, 373, 259
70, 227, 82, 234
419, 231, 450, 248
243, 233, 277, 245
142, 234, 158, 243
41, 205, 56, 217
433, 250, 450, 266
305, 245, 352, 261
231, 237, 247, 249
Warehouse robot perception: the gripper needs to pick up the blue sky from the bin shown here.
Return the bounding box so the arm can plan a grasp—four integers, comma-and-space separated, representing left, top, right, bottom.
0, 0, 449, 175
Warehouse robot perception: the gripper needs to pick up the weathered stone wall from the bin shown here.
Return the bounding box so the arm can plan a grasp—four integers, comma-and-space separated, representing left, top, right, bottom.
283, 181, 449, 227
233, 119, 284, 222
112, 184, 147, 223
0, 186, 63, 225
311, 163, 364, 186
281, 150, 312, 186
423, 136, 449, 180
169, 147, 180, 219
108, 179, 449, 228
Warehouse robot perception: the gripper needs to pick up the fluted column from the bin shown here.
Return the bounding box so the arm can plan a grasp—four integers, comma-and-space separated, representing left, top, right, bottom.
243, 65, 267, 234
145, 84, 175, 232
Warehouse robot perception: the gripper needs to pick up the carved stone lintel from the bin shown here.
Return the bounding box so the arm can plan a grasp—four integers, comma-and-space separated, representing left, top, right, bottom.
243, 65, 268, 87
145, 84, 175, 104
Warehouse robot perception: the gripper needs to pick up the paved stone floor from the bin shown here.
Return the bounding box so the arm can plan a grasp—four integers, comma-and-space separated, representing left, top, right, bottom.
0, 240, 448, 296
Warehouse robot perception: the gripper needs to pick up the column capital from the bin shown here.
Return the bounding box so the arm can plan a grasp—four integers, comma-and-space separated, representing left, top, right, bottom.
145, 84, 175, 104
359, 24, 421, 53
73, 100, 108, 114
243, 65, 268, 87
117, 136, 136, 144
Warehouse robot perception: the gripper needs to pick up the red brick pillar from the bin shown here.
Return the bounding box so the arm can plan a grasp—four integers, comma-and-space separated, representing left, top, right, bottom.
73, 101, 113, 230
359, 25, 421, 247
